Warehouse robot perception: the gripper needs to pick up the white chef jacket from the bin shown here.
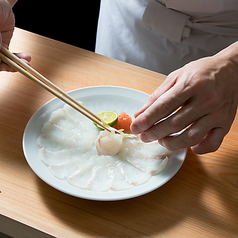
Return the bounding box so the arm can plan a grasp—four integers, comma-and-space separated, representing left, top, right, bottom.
95, 0, 238, 75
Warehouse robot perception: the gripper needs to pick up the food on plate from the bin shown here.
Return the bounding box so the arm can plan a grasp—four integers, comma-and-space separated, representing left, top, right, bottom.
37, 104, 172, 192
94, 110, 118, 129
113, 112, 132, 132
96, 128, 124, 156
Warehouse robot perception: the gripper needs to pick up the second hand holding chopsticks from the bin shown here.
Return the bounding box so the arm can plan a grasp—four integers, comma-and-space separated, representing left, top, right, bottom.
0, 46, 111, 132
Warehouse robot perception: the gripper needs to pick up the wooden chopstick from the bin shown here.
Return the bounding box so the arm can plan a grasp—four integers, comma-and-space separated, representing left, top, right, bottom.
0, 46, 111, 132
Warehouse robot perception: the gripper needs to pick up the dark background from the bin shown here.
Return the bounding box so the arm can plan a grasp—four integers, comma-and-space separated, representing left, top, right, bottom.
13, 1, 101, 52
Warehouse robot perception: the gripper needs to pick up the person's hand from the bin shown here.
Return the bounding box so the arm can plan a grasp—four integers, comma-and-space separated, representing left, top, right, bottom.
131, 45, 238, 154
0, 0, 31, 71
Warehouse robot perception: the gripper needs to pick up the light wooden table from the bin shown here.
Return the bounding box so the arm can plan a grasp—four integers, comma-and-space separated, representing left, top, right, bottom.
1, 28, 238, 238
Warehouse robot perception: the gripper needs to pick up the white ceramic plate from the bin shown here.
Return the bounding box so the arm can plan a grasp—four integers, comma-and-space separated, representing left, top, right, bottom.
23, 86, 187, 201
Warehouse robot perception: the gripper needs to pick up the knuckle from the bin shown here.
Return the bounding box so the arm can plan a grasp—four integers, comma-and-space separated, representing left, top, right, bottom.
198, 91, 220, 110
161, 137, 180, 151
187, 129, 202, 146
207, 142, 220, 153
149, 91, 158, 102
170, 116, 184, 132
149, 128, 160, 140
165, 142, 180, 151
208, 133, 224, 152
139, 112, 154, 130
159, 99, 171, 116
207, 93, 220, 108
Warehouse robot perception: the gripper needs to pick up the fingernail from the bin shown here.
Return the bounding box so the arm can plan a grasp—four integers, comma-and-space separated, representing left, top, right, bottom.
141, 133, 150, 142
158, 139, 164, 147
130, 124, 141, 134
134, 110, 140, 118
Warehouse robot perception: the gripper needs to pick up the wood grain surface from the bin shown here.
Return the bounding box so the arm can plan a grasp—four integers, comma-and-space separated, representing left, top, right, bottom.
0, 28, 238, 238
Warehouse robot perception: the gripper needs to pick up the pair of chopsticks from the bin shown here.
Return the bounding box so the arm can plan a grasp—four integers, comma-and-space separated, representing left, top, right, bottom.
0, 46, 111, 132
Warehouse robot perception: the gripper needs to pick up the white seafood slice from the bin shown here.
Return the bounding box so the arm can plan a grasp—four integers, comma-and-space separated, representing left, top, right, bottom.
127, 156, 168, 175
96, 129, 124, 156
86, 165, 111, 192
122, 138, 171, 174
108, 166, 133, 191
49, 160, 79, 179
67, 161, 95, 189
63, 104, 87, 122
37, 108, 98, 152
37, 132, 80, 151
48, 150, 96, 179
38, 103, 172, 192
39, 148, 73, 165
85, 155, 117, 191
41, 121, 66, 139
49, 109, 76, 131
116, 160, 151, 186
38, 119, 79, 150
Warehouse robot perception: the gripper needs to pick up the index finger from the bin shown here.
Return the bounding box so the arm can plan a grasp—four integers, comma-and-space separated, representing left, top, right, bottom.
131, 80, 191, 134
134, 72, 178, 118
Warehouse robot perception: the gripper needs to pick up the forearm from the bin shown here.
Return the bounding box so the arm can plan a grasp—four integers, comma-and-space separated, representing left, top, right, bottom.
7, 0, 17, 7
